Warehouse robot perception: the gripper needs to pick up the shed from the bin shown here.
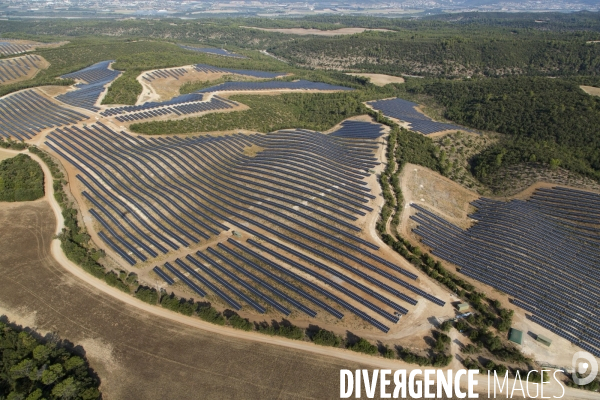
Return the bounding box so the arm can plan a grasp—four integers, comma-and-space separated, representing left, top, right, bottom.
232, 230, 242, 238
457, 303, 470, 312
509, 328, 523, 345
536, 334, 552, 347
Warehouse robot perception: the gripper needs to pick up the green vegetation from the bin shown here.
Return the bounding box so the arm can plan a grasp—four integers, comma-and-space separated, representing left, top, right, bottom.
413, 77, 600, 185
197, 304, 226, 325
0, 137, 28, 151
256, 322, 305, 340
27, 146, 132, 292
160, 293, 197, 316
566, 374, 600, 391
227, 313, 254, 331
135, 286, 159, 304
347, 338, 378, 355
131, 91, 369, 134
311, 329, 342, 347
0, 318, 100, 400
0, 154, 44, 202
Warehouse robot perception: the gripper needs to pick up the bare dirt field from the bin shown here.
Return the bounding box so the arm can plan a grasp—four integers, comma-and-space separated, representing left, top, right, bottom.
0, 148, 17, 161
581, 85, 600, 96
346, 73, 404, 86
242, 27, 393, 36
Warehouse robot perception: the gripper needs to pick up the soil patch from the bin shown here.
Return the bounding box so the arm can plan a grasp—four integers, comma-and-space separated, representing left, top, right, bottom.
346, 73, 404, 86
580, 85, 600, 96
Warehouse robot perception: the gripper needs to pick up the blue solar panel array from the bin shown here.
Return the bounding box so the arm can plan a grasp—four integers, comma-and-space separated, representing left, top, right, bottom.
46, 120, 444, 333
409, 187, 600, 357
0, 89, 89, 140
194, 80, 354, 94
367, 98, 475, 135
193, 64, 287, 79
142, 67, 188, 82
101, 94, 238, 121
56, 61, 121, 112
0, 55, 43, 84
179, 45, 248, 59
0, 41, 34, 56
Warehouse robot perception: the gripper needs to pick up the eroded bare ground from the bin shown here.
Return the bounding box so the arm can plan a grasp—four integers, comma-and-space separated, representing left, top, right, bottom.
0, 201, 379, 400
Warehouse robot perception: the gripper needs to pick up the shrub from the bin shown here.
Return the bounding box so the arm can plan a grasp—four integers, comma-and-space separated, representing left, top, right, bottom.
348, 338, 378, 355
135, 286, 158, 304
228, 314, 253, 331
197, 305, 225, 325
312, 329, 342, 347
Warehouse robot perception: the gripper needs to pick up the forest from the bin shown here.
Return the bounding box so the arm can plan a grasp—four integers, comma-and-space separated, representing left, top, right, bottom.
0, 154, 44, 202
0, 318, 100, 399
408, 77, 600, 182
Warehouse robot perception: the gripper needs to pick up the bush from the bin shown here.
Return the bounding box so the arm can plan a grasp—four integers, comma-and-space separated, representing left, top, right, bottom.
312, 329, 342, 347
0, 154, 44, 202
0, 318, 101, 399
160, 293, 197, 316
432, 353, 453, 367
348, 338, 378, 355
135, 286, 158, 304
228, 314, 253, 331
441, 320, 453, 332
463, 358, 480, 372
257, 322, 305, 340
197, 305, 225, 325
382, 346, 396, 359
400, 350, 431, 366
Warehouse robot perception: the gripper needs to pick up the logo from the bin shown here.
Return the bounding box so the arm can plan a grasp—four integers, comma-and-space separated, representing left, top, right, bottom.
572, 351, 598, 386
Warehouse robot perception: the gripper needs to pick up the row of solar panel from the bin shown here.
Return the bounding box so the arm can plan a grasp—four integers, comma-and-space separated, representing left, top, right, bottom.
195, 80, 354, 94
0, 55, 42, 83
45, 123, 380, 260
0, 90, 88, 140
57, 60, 121, 112
142, 68, 188, 81
193, 63, 285, 78
0, 42, 33, 56
409, 195, 600, 355
179, 45, 248, 59
113, 97, 236, 122
45, 121, 453, 332
368, 97, 474, 135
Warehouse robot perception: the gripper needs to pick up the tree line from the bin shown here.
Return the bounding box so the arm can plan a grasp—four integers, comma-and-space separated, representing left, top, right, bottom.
0, 152, 44, 202
0, 318, 100, 399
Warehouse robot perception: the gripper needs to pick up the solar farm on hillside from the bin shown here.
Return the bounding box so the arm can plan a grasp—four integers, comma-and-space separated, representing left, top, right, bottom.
409, 186, 600, 357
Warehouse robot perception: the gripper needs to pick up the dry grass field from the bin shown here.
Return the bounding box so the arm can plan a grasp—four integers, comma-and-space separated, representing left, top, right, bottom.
580, 85, 600, 97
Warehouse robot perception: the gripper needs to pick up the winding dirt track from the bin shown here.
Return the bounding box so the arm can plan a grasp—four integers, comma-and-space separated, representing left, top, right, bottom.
0, 150, 593, 399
